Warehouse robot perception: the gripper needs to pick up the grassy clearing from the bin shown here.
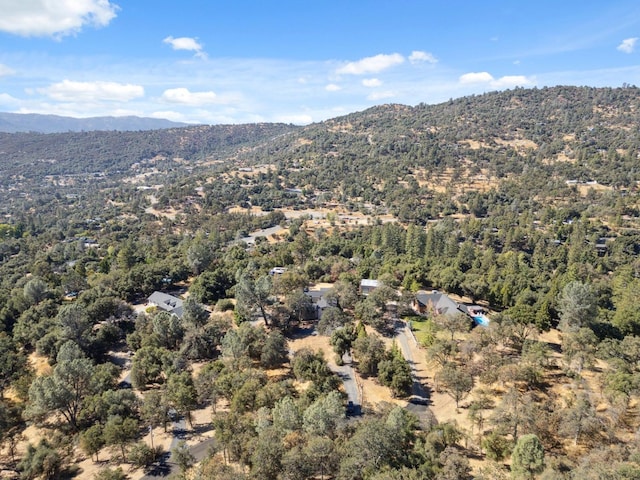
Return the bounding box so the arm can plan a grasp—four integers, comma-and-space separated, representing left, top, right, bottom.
406, 316, 437, 347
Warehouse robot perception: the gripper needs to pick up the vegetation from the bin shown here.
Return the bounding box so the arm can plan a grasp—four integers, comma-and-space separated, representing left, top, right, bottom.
3, 86, 640, 478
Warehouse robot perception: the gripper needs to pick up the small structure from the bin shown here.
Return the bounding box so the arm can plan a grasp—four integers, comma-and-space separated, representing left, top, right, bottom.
304, 284, 336, 320
413, 290, 467, 317
148, 291, 184, 319
360, 279, 380, 296
413, 290, 489, 327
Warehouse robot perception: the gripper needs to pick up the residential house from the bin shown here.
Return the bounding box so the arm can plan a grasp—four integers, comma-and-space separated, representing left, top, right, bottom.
148, 291, 184, 319
360, 279, 380, 296
413, 290, 468, 317
413, 290, 489, 326
304, 283, 337, 320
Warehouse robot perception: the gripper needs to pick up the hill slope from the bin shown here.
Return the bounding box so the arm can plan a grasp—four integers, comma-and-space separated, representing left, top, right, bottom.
0, 112, 190, 133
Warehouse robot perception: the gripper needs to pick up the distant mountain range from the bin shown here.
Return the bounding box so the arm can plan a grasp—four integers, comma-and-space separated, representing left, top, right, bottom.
0, 112, 190, 133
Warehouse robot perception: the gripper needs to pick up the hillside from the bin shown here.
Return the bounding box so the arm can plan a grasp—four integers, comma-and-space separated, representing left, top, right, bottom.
3, 86, 640, 479
0, 112, 190, 133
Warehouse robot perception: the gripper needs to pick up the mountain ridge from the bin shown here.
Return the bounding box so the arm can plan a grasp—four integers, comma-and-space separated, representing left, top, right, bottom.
0, 112, 191, 133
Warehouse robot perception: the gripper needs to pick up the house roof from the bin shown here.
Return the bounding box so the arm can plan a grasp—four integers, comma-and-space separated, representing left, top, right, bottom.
414, 290, 467, 316
360, 279, 380, 288
148, 291, 184, 317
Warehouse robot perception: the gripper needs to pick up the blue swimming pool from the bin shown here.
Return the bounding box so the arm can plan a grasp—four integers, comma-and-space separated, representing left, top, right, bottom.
473, 314, 490, 327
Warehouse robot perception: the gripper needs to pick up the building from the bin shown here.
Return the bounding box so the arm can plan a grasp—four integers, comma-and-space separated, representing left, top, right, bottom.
148, 291, 184, 318
413, 290, 489, 326
304, 284, 337, 320
413, 290, 467, 317
360, 279, 380, 296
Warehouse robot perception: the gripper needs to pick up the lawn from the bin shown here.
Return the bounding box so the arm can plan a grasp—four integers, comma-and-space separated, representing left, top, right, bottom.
405, 315, 436, 347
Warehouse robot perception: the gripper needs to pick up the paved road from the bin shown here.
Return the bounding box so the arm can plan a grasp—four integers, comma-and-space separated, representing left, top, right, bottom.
394, 320, 431, 413
330, 353, 361, 414
141, 418, 216, 479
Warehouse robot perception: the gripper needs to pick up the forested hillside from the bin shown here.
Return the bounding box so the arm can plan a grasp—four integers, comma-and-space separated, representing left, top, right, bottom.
2, 86, 640, 479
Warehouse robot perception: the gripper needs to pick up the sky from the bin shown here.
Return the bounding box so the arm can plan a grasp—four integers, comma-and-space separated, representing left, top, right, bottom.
1, 1, 640, 125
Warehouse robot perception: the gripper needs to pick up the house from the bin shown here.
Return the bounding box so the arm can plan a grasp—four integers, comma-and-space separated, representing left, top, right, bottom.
360, 279, 380, 296
304, 283, 336, 320
413, 290, 489, 326
148, 291, 184, 318
413, 290, 468, 317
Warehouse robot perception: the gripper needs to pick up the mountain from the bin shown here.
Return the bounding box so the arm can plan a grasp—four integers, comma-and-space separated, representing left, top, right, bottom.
0, 112, 190, 133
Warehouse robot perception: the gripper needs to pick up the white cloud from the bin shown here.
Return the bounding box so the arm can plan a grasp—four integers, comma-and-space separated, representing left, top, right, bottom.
367, 91, 396, 101
0, 64, 15, 77
0, 0, 118, 38
161, 87, 219, 105
0, 93, 19, 106
163, 36, 207, 58
409, 51, 438, 64
37, 80, 144, 102
617, 37, 638, 54
336, 53, 404, 75
325, 84, 342, 91
274, 113, 314, 125
459, 72, 534, 88
491, 75, 534, 88
459, 72, 495, 84
362, 78, 382, 87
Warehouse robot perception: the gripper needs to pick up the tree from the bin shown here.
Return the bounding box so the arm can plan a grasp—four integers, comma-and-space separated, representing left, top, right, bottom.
352, 333, 386, 377
330, 327, 355, 361
235, 271, 273, 325
434, 312, 471, 342
151, 311, 184, 350
272, 396, 302, 432
562, 328, 598, 374
167, 371, 198, 427
128, 442, 158, 470
93, 467, 129, 480
378, 352, 413, 398
249, 427, 284, 480
189, 269, 233, 305
130, 346, 173, 389
27, 341, 97, 430
437, 446, 472, 480
302, 391, 345, 438
437, 363, 474, 409
172, 440, 196, 474
181, 296, 210, 329
17, 440, 62, 480
140, 389, 171, 434
103, 415, 139, 462
57, 302, 93, 353
559, 391, 602, 446
0, 332, 28, 397
557, 281, 596, 333
80, 424, 105, 462
23, 277, 49, 306
260, 330, 288, 368
510, 434, 544, 479
317, 307, 348, 336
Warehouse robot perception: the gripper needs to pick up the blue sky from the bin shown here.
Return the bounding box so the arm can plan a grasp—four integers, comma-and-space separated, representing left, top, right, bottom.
1, 0, 640, 125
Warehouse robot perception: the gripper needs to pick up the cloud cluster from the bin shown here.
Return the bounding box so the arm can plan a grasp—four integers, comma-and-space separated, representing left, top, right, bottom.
617, 37, 638, 54
161, 88, 218, 105
0, 0, 118, 37
0, 64, 15, 77
37, 80, 144, 102
337, 53, 404, 75
409, 51, 438, 64
163, 36, 207, 59
459, 72, 534, 89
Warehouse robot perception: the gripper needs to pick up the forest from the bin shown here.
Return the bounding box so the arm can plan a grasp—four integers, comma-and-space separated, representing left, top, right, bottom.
2, 85, 640, 479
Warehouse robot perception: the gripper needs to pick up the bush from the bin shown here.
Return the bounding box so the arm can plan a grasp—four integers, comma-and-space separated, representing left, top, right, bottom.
216, 299, 235, 312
